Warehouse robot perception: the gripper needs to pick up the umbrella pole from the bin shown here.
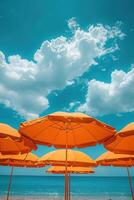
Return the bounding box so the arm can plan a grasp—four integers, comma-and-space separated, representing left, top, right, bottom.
68, 173, 70, 200
64, 173, 68, 200
126, 167, 134, 200
65, 146, 68, 200
67, 173, 69, 200
7, 166, 14, 200
65, 126, 68, 200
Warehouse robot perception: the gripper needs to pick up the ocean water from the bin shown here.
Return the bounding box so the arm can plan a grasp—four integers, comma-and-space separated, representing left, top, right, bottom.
0, 175, 133, 200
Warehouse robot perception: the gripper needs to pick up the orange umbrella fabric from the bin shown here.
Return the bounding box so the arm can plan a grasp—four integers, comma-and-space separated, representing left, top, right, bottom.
19, 112, 113, 200
0, 136, 37, 155
0, 123, 20, 139
96, 151, 134, 166
46, 166, 94, 174
19, 112, 116, 148
96, 160, 134, 167
0, 153, 40, 200
0, 152, 39, 162
39, 149, 96, 167
96, 151, 134, 200
104, 123, 134, 154
0, 152, 39, 166
0, 161, 41, 167
118, 122, 134, 136
46, 166, 94, 200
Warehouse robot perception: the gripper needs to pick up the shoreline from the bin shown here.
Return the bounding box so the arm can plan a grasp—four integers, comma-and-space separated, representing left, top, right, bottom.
0, 196, 130, 200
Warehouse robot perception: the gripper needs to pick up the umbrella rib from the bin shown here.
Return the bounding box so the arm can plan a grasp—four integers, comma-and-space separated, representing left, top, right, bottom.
31, 121, 64, 140
23, 152, 29, 161
51, 128, 61, 147
67, 123, 79, 148
73, 151, 77, 166
80, 124, 98, 143
105, 135, 127, 153
69, 123, 78, 148
2, 138, 22, 155
13, 141, 23, 154
66, 124, 97, 147
0, 138, 2, 153
68, 124, 82, 130
68, 122, 93, 131
72, 128, 77, 148
21, 117, 48, 128
47, 120, 66, 129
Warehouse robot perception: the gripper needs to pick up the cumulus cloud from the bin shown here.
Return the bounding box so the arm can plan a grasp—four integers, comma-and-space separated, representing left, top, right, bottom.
78, 67, 134, 116
66, 101, 80, 112
67, 17, 79, 32
0, 19, 124, 119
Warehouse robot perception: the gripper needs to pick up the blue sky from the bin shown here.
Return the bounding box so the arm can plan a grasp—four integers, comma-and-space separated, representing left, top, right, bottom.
0, 0, 134, 176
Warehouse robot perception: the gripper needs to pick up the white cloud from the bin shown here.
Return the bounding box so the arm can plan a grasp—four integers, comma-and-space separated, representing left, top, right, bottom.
78, 67, 134, 116
101, 68, 106, 72
0, 19, 124, 119
67, 101, 80, 111
67, 17, 79, 32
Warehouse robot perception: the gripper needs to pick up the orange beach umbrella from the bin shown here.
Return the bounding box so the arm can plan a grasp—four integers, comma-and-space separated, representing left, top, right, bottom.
0, 123, 37, 155
0, 161, 41, 168
96, 151, 134, 164
19, 111, 115, 200
0, 123, 20, 139
39, 149, 96, 200
39, 149, 96, 167
96, 160, 134, 167
0, 152, 39, 166
46, 166, 94, 174
0, 153, 40, 200
96, 151, 134, 200
19, 112, 116, 148
118, 122, 134, 136
46, 165, 95, 200
0, 136, 37, 155
104, 122, 134, 155
0, 124, 37, 200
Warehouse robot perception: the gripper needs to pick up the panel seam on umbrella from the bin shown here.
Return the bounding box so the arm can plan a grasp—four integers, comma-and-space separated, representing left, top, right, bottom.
79, 124, 98, 144
51, 128, 62, 148
105, 135, 129, 153
13, 139, 26, 154
29, 120, 64, 140
72, 126, 77, 148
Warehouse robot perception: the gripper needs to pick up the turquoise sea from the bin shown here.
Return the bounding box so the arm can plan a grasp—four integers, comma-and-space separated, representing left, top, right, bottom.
0, 175, 133, 200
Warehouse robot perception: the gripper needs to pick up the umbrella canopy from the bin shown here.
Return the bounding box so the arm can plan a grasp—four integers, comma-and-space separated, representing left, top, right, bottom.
0, 153, 40, 200
46, 165, 94, 200
104, 123, 134, 154
96, 151, 134, 167
19, 112, 113, 200
19, 112, 116, 148
39, 149, 96, 167
0, 161, 41, 167
46, 166, 94, 174
118, 122, 134, 136
96, 151, 134, 200
96, 160, 134, 167
0, 123, 20, 139
0, 136, 37, 155
0, 152, 39, 166
98, 160, 134, 167
0, 152, 41, 168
